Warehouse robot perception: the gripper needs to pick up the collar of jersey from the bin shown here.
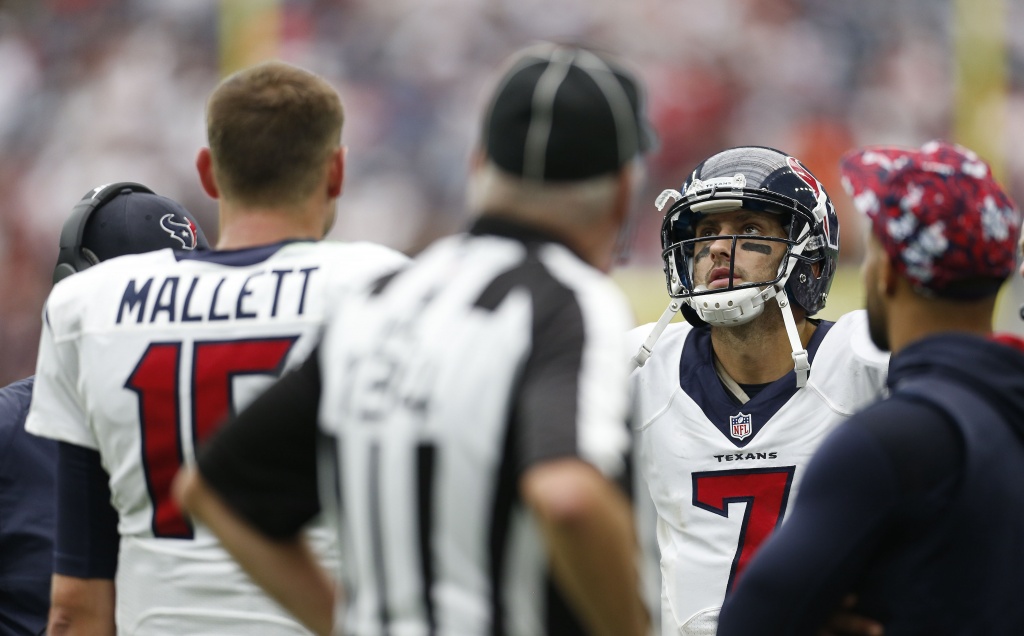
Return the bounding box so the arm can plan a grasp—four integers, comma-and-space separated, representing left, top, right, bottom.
174, 239, 314, 266
678, 321, 833, 447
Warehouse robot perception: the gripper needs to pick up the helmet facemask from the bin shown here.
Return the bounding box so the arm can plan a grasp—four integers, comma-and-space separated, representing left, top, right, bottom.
659, 176, 823, 327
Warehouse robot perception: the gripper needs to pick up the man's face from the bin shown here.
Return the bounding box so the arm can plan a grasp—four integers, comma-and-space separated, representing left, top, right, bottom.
862, 234, 891, 351
691, 209, 788, 291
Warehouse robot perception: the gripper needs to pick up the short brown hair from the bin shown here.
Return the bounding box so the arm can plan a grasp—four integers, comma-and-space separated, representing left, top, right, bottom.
206, 61, 344, 207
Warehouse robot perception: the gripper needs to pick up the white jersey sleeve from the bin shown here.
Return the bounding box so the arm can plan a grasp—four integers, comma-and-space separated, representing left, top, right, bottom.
28, 292, 95, 449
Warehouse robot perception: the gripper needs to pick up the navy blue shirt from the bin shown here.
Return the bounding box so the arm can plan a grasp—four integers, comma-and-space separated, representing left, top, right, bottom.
0, 377, 120, 636
0, 377, 54, 636
718, 333, 1024, 635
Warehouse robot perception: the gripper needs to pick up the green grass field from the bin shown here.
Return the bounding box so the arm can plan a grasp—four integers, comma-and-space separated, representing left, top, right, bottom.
611, 266, 866, 326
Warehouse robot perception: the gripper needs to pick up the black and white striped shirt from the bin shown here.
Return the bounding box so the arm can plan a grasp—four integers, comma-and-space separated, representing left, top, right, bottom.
201, 216, 635, 635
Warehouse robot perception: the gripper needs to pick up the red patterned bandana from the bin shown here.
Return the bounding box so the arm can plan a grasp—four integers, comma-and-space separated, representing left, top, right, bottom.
840, 140, 1021, 298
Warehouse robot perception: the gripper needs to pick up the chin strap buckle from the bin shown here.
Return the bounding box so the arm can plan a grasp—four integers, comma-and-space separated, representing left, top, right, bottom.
633, 344, 654, 369
792, 349, 810, 388
776, 286, 811, 388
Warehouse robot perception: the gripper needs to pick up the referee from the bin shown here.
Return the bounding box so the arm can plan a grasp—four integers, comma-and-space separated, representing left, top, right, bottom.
176, 43, 655, 636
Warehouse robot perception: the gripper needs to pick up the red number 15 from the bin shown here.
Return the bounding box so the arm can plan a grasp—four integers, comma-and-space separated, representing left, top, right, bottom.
126, 337, 297, 538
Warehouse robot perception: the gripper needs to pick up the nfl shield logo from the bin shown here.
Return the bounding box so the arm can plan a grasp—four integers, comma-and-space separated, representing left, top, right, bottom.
730, 412, 752, 440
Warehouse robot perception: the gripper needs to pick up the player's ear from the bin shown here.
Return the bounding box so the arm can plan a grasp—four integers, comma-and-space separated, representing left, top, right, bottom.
196, 148, 220, 199
327, 146, 345, 198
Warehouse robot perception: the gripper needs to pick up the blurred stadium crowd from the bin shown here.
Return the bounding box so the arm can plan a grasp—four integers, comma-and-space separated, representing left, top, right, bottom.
1, 0, 1023, 384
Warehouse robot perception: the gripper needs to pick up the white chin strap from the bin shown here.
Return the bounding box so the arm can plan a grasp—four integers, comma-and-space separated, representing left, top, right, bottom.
776, 286, 810, 388
631, 283, 811, 389
628, 283, 777, 373
629, 298, 682, 372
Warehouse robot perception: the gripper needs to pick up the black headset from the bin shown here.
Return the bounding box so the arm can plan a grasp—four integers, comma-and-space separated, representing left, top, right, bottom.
52, 182, 156, 285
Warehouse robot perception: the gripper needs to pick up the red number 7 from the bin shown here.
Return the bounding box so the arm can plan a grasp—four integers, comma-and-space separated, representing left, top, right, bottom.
692, 467, 795, 590
126, 337, 297, 538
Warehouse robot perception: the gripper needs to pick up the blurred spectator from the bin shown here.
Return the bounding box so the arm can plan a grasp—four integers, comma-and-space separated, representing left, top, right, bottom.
1, 0, 1023, 385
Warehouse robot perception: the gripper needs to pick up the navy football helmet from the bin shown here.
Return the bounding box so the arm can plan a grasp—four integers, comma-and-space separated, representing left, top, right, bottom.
660, 146, 840, 326
630, 146, 840, 386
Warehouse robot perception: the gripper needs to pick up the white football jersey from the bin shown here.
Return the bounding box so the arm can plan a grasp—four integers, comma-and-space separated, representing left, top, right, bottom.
26, 240, 407, 635
628, 310, 889, 636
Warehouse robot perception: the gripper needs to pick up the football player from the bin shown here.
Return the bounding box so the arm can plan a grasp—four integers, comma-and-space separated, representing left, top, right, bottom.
25, 61, 407, 634
628, 146, 889, 635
